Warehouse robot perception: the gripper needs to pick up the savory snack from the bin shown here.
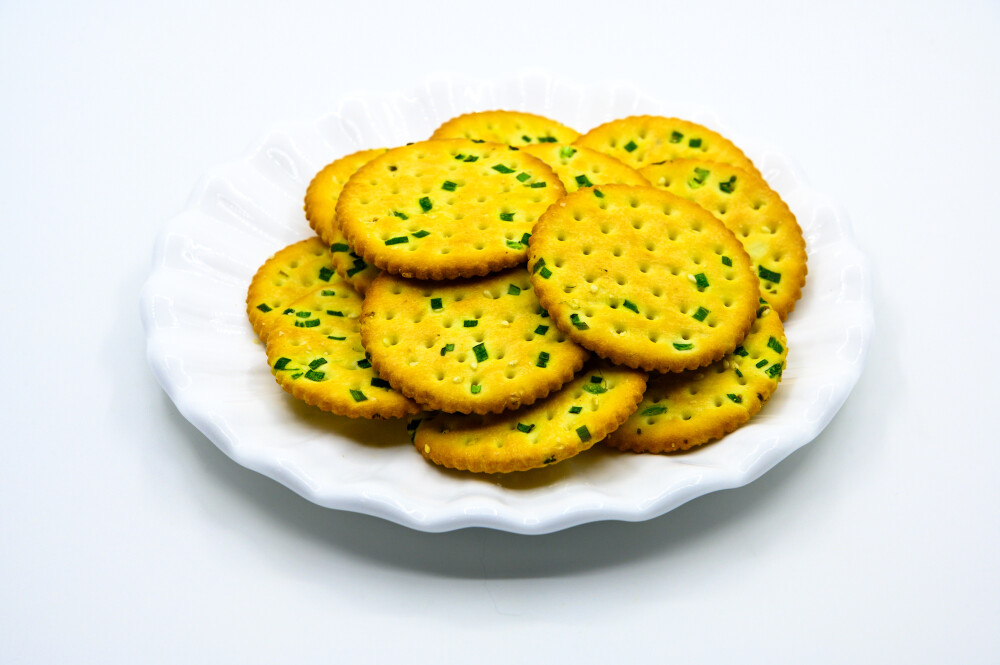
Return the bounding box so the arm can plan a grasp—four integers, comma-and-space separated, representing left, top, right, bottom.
519, 143, 650, 192
640, 160, 807, 319
575, 115, 760, 176
337, 139, 565, 280
360, 268, 589, 414
265, 282, 420, 419
606, 302, 787, 452
527, 185, 759, 372
246, 237, 337, 342
304, 148, 386, 294
412, 360, 646, 472
431, 110, 580, 146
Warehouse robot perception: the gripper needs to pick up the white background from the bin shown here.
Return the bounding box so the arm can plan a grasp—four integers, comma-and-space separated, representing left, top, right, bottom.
2, 1, 998, 663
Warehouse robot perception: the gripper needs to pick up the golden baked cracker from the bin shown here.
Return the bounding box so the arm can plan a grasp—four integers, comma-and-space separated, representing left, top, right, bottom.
528, 185, 759, 372
413, 360, 647, 473
304, 148, 387, 294
520, 143, 650, 192
575, 116, 760, 176
606, 302, 787, 453
337, 139, 565, 280
430, 110, 580, 146
360, 268, 589, 414
640, 160, 807, 319
265, 282, 420, 419
246, 237, 336, 342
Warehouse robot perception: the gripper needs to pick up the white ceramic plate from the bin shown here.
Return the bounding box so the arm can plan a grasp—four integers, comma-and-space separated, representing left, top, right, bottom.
140, 72, 873, 535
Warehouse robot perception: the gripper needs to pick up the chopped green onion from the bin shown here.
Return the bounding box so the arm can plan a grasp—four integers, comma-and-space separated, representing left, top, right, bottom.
583, 383, 607, 394
569, 406, 582, 414
440, 343, 454, 356
256, 303, 272, 312
371, 378, 391, 389
673, 342, 693, 350
471, 139, 485, 143
694, 273, 709, 289
385, 236, 409, 245
766, 362, 784, 378
295, 319, 320, 328
538, 136, 557, 143
590, 376, 603, 384
534, 325, 548, 335
734, 368, 743, 377
536, 351, 550, 368
670, 131, 683, 143
520, 232, 531, 244
532, 257, 545, 274
392, 210, 409, 220
528, 182, 547, 188
758, 265, 782, 283
756, 359, 768, 368
623, 300, 639, 313
304, 370, 325, 381
593, 189, 604, 198
570, 313, 589, 330
539, 267, 552, 279
507, 284, 521, 296
544, 455, 556, 464
516, 422, 534, 433
346, 262, 367, 278
412, 230, 430, 238
721, 256, 732, 267
689, 138, 702, 148
537, 307, 549, 318
473, 343, 488, 362
576, 425, 591, 442
282, 308, 294, 314
430, 297, 443, 310
492, 164, 515, 174
463, 320, 478, 327
454, 153, 465, 160
733, 346, 748, 357
419, 197, 432, 212
516, 172, 531, 182
641, 405, 667, 416
327, 310, 345, 317
767, 336, 784, 354
463, 155, 478, 162
330, 243, 350, 253
349, 389, 367, 402
318, 267, 334, 281
441, 180, 457, 191
309, 358, 327, 369
470, 384, 482, 394
559, 146, 577, 158
273, 357, 292, 370
719, 176, 737, 193
295, 311, 311, 318
506, 240, 521, 250
521, 135, 531, 143
321, 289, 336, 296
357, 358, 372, 369
500, 212, 515, 222
290, 372, 303, 380
575, 174, 594, 187
624, 140, 638, 152
692, 306, 709, 321
727, 393, 742, 403
689, 167, 710, 188
327, 335, 346, 341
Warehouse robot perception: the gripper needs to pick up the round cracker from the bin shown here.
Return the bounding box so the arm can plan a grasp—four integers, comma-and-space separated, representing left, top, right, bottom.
606, 302, 787, 452
640, 160, 807, 319
413, 360, 647, 473
519, 143, 650, 192
304, 147, 387, 294
528, 185, 759, 372
337, 139, 565, 280
575, 115, 759, 176
430, 110, 580, 146
246, 237, 337, 342
360, 268, 589, 415
265, 282, 420, 419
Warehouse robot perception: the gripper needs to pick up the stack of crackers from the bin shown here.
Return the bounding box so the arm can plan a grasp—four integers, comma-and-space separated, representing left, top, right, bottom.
246, 111, 807, 473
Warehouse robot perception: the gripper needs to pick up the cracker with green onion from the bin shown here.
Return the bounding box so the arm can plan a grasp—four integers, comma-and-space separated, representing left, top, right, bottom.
359, 268, 589, 414
528, 185, 759, 372
430, 110, 580, 147
265, 282, 420, 419
640, 160, 807, 319
337, 139, 565, 280
606, 302, 787, 453
520, 143, 650, 192
246, 237, 337, 342
304, 147, 387, 294
575, 116, 760, 177
413, 360, 646, 473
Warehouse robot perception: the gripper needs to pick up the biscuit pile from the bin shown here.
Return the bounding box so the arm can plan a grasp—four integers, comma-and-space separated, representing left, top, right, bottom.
246, 111, 807, 473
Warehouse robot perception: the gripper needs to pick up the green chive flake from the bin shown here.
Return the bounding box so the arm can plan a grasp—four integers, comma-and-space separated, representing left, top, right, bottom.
520, 232, 531, 245
756, 359, 768, 368
412, 230, 430, 238
256, 303, 272, 312
516, 422, 535, 433
318, 267, 334, 281
304, 370, 325, 382
721, 255, 733, 267
295, 311, 311, 318
733, 346, 748, 356
727, 393, 743, 403
624, 140, 638, 152
536, 351, 550, 368
570, 313, 589, 330
430, 297, 443, 310
692, 306, 709, 322
641, 405, 668, 416
766, 362, 784, 378
507, 284, 521, 295
516, 172, 531, 182
392, 210, 409, 220
473, 343, 488, 362
326, 310, 344, 317
528, 182, 547, 188
441, 180, 457, 191
689, 138, 702, 148
463, 155, 479, 162
349, 389, 367, 402
492, 164, 515, 174
576, 426, 591, 442
321, 289, 336, 296
327, 335, 346, 341
419, 197, 432, 212
673, 342, 694, 350
308, 358, 327, 370
559, 146, 577, 158
594, 189, 604, 198
330, 242, 350, 253
719, 176, 737, 193
539, 266, 553, 279
575, 174, 594, 188
670, 131, 683, 143
538, 136, 557, 143
758, 265, 782, 283
500, 212, 515, 221
767, 336, 784, 354
534, 325, 549, 335
623, 299, 639, 313
463, 319, 478, 327
295, 319, 320, 328
384, 236, 409, 245
694, 273, 709, 290
583, 383, 607, 394
440, 343, 454, 356
273, 357, 292, 370
371, 378, 391, 389
470, 384, 482, 394
358, 358, 372, 369
569, 406, 582, 414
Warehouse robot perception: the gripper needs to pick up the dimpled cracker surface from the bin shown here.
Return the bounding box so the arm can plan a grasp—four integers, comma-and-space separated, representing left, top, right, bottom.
430, 110, 580, 146
360, 268, 590, 414
413, 360, 647, 473
528, 185, 759, 372
304, 148, 387, 294
640, 160, 807, 319
337, 140, 565, 280
520, 144, 650, 192
606, 303, 787, 452
576, 116, 759, 177
246, 237, 336, 342
265, 282, 420, 419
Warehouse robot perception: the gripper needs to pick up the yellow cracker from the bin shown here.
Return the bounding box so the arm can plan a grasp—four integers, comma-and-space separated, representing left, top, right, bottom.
520, 143, 650, 192
606, 303, 787, 452
360, 268, 589, 414
265, 282, 420, 419
528, 185, 759, 372
640, 160, 807, 319
413, 360, 647, 473
575, 116, 759, 176
246, 237, 337, 342
430, 110, 580, 146
337, 139, 565, 280
304, 148, 387, 294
